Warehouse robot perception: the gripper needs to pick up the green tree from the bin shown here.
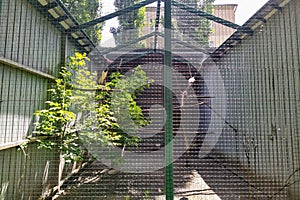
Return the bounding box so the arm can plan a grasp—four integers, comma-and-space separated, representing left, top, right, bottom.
61, 0, 103, 44
173, 0, 215, 47
33, 53, 152, 163
195, 0, 215, 46
113, 0, 146, 46
114, 0, 145, 29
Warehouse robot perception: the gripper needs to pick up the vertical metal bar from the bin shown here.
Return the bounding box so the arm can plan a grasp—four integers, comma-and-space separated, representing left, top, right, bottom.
40, 16, 46, 72
48, 27, 54, 74
3, 0, 10, 59
164, 0, 174, 199
31, 6, 39, 69
60, 33, 68, 67
27, 2, 34, 67
154, 0, 161, 51
18, 0, 26, 64
36, 12, 43, 72
22, 0, 30, 66
0, 0, 7, 57
0, 0, 2, 19
11, 0, 18, 61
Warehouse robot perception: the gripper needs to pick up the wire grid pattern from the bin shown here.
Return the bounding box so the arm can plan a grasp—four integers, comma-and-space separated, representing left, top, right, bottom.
0, 0, 299, 199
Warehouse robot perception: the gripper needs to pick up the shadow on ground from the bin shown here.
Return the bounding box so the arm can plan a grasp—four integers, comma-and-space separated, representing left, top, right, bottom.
51, 153, 288, 200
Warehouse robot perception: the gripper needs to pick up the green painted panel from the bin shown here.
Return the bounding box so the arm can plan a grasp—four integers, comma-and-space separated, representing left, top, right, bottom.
0, 63, 50, 144
215, 0, 299, 198
0, 0, 63, 75
0, 144, 61, 199
0, 0, 8, 57
0, 0, 2, 18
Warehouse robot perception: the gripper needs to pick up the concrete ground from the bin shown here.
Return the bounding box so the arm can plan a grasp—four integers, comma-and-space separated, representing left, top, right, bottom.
52, 154, 288, 200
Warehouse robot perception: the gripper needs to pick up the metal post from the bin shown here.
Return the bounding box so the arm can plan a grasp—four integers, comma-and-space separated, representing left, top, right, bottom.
60, 33, 68, 68
164, 0, 174, 199
154, 0, 162, 51
0, 0, 2, 18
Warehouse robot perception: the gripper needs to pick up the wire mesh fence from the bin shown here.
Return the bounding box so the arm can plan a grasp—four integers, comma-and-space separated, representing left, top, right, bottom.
0, 0, 299, 199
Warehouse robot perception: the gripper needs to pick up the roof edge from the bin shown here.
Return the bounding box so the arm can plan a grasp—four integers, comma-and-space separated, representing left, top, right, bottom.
211, 0, 292, 59
29, 0, 96, 53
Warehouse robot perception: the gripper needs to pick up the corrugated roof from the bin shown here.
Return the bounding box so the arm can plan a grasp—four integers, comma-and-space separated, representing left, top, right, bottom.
28, 0, 96, 53
29, 0, 292, 58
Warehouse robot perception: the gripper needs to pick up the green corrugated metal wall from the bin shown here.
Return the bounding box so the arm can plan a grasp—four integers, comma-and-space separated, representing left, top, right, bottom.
0, 0, 78, 199
0, 0, 61, 75
215, 0, 300, 198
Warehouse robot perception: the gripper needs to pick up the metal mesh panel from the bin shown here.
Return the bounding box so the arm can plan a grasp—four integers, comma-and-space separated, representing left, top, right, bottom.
0, 0, 299, 199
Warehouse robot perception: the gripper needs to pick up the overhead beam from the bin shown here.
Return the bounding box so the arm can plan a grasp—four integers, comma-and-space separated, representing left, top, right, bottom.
98, 31, 207, 56
55, 15, 69, 23
270, 3, 283, 11
156, 32, 207, 53
98, 32, 156, 55
67, 0, 158, 32
0, 57, 55, 80
43, 2, 58, 10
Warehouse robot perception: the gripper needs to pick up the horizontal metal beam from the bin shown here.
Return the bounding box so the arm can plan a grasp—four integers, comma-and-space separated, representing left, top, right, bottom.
100, 31, 208, 56
256, 17, 267, 23
0, 136, 56, 151
52, 0, 96, 49
270, 3, 283, 11
76, 37, 86, 40
0, 140, 29, 151
0, 57, 56, 80
172, 0, 242, 30
43, 2, 58, 10
81, 44, 90, 48
55, 15, 69, 22
67, 0, 158, 32
155, 32, 207, 53
99, 32, 157, 55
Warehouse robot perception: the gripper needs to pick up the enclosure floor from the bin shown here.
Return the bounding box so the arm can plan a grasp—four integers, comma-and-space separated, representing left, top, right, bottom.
52, 154, 288, 200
